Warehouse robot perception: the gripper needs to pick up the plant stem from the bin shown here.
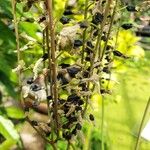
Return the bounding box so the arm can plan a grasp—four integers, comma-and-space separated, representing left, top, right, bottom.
11, 0, 24, 106
135, 97, 150, 150
46, 0, 59, 137
100, 0, 118, 61
101, 95, 105, 150
81, 0, 88, 64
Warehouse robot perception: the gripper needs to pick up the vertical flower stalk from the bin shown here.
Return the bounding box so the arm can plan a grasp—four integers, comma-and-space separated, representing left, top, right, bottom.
11, 0, 23, 105
46, 0, 59, 136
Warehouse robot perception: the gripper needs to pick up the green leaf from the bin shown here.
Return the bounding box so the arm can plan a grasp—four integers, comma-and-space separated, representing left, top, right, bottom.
0, 71, 16, 98
0, 115, 20, 140
5, 107, 25, 119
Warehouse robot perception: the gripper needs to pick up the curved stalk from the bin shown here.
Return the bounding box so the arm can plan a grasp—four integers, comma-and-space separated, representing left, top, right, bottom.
135, 97, 150, 150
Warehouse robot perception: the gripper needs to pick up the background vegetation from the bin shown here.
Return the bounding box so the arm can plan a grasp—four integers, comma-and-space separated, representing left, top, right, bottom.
0, 0, 150, 150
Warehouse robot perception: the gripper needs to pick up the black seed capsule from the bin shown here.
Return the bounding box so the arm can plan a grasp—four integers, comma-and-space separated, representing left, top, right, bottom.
75, 123, 82, 130
62, 122, 70, 129
89, 114, 94, 121
67, 67, 80, 78
60, 16, 70, 24
27, 77, 34, 84
102, 67, 110, 73
47, 95, 52, 100
78, 99, 84, 105
74, 39, 83, 47
30, 84, 41, 91
121, 23, 133, 30
92, 12, 103, 25
72, 128, 77, 135
31, 120, 38, 126
126, 5, 137, 12
59, 99, 66, 104
113, 50, 123, 57
85, 57, 91, 61
79, 21, 88, 28
83, 70, 89, 78
67, 94, 80, 101
59, 63, 70, 68
63, 9, 74, 15
25, 18, 34, 23
42, 53, 48, 61
101, 35, 107, 41
93, 30, 99, 36
69, 116, 77, 122
38, 16, 46, 23
87, 41, 94, 49
75, 106, 82, 111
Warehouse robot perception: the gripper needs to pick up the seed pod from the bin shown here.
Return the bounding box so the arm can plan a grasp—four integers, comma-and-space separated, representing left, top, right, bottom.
78, 99, 84, 105
72, 128, 77, 135
63, 9, 74, 15
121, 23, 133, 30
60, 16, 70, 24
75, 123, 82, 130
79, 21, 88, 29
30, 84, 41, 91
113, 50, 123, 57
67, 94, 80, 101
89, 114, 94, 121
42, 53, 48, 61
59, 63, 70, 68
85, 57, 91, 61
75, 106, 82, 111
102, 67, 110, 73
74, 39, 83, 48
67, 67, 80, 78
31, 120, 38, 126
63, 131, 72, 140
126, 5, 137, 12
92, 12, 103, 25
47, 95, 52, 100
27, 77, 34, 84
93, 30, 98, 37
101, 35, 107, 41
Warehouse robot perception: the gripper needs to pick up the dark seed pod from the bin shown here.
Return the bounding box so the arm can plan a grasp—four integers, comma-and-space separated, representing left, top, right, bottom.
126, 5, 137, 12
83, 71, 89, 78
59, 63, 70, 68
92, 12, 103, 25
47, 95, 52, 100
67, 94, 80, 101
113, 50, 123, 57
25, 18, 34, 23
63, 9, 74, 15
89, 114, 94, 121
59, 99, 66, 104
72, 128, 77, 135
60, 16, 70, 24
74, 39, 83, 48
102, 0, 106, 5
106, 45, 112, 50
67, 67, 80, 78
23, 2, 32, 12
101, 35, 107, 41
85, 56, 91, 61
62, 122, 70, 129
31, 120, 38, 126
87, 41, 94, 49
79, 21, 88, 28
30, 84, 41, 91
75, 106, 82, 111
121, 23, 133, 30
78, 99, 84, 105
69, 116, 77, 122
75, 123, 82, 130
38, 16, 46, 23
42, 53, 48, 61
102, 67, 110, 73
27, 77, 34, 84
93, 30, 99, 37
63, 131, 72, 140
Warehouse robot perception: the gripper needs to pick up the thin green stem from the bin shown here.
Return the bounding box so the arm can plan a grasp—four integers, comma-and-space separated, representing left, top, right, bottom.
81, 0, 89, 64
11, 0, 24, 106
135, 97, 150, 150
100, 0, 118, 61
